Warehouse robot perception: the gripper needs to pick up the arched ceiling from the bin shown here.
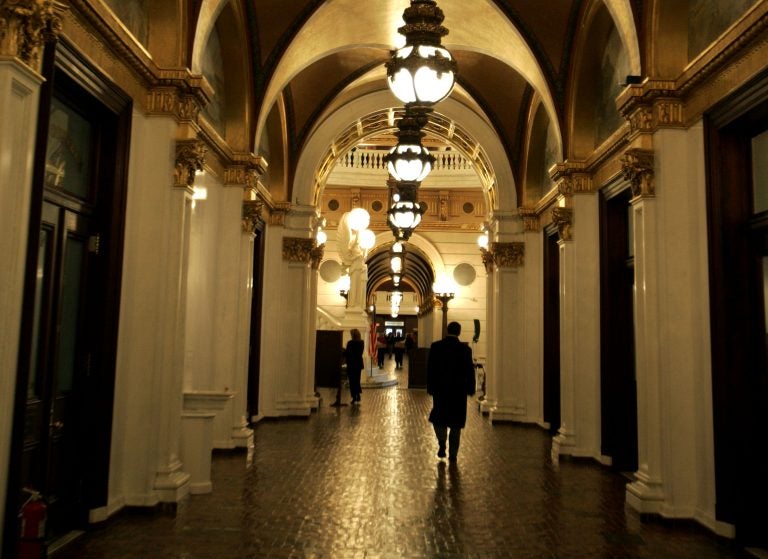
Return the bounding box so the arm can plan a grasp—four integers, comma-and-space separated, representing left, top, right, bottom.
229, 0, 641, 205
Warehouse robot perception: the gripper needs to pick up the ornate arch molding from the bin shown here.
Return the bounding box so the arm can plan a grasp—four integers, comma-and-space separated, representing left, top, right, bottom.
312, 107, 497, 209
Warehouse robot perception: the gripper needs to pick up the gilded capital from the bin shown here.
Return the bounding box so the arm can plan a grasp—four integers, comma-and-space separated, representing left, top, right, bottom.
242, 200, 265, 233
174, 140, 206, 188
310, 243, 325, 269
0, 0, 63, 70
492, 242, 525, 268
622, 148, 655, 198
480, 247, 494, 273
283, 237, 314, 263
270, 202, 291, 227
551, 206, 573, 242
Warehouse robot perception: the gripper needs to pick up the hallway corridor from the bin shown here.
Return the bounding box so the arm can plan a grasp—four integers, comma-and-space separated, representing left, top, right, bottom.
54, 383, 745, 559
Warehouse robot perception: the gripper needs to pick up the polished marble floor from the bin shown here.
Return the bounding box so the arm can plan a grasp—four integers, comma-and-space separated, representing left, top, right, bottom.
53, 361, 751, 559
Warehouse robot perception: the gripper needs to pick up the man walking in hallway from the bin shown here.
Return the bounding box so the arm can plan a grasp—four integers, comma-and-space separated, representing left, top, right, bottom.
427, 321, 476, 461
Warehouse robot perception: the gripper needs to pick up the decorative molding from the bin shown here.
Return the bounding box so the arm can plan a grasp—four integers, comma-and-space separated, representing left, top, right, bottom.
622, 148, 655, 198
242, 200, 265, 234
550, 161, 594, 197
518, 207, 539, 232
310, 243, 324, 269
283, 237, 314, 263
0, 0, 64, 70
270, 202, 291, 227
551, 207, 573, 242
174, 140, 206, 188
479, 247, 495, 272
491, 242, 524, 268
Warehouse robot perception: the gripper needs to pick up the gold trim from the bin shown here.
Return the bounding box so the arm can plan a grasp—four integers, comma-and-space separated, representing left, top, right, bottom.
492, 242, 524, 268
283, 237, 314, 263
242, 200, 265, 233
622, 148, 655, 198
0, 0, 64, 70
551, 207, 573, 242
518, 207, 539, 232
174, 140, 206, 188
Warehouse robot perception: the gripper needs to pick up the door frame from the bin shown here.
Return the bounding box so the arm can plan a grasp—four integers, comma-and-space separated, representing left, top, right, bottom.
4, 37, 131, 554
705, 69, 768, 545
598, 180, 638, 471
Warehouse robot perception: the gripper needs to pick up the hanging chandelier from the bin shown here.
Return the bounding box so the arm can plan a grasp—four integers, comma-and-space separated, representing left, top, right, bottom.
385, 108, 434, 183
388, 182, 426, 241
386, 0, 457, 107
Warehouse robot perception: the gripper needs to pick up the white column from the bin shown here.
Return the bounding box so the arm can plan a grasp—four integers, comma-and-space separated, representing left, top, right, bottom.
479, 257, 495, 413
522, 228, 544, 425
552, 193, 601, 459
232, 211, 256, 446
489, 241, 527, 422
110, 116, 192, 507
259, 213, 318, 417
627, 190, 666, 511
0, 57, 43, 547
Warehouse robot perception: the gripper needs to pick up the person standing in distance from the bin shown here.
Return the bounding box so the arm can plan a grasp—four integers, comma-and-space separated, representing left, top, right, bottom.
427, 321, 476, 461
344, 328, 365, 404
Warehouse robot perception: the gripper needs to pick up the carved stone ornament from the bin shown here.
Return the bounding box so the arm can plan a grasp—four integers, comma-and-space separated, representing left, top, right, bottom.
0, 0, 63, 69
622, 148, 655, 198
518, 207, 539, 232
479, 247, 495, 272
551, 207, 573, 242
242, 200, 265, 233
491, 242, 525, 268
174, 140, 206, 188
310, 243, 325, 269
147, 88, 202, 123
283, 237, 314, 263
270, 202, 291, 227
557, 178, 573, 197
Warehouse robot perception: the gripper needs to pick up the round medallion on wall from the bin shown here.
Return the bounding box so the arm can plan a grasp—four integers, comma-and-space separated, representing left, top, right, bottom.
319, 260, 343, 283
328, 199, 340, 211
462, 202, 475, 214
372, 200, 383, 212
453, 263, 477, 286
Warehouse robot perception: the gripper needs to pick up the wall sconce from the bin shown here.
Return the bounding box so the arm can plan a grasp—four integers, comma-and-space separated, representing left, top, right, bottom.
338, 274, 351, 300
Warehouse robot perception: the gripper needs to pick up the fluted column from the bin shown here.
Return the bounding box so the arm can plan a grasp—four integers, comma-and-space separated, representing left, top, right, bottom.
520, 208, 544, 424
0, 0, 61, 543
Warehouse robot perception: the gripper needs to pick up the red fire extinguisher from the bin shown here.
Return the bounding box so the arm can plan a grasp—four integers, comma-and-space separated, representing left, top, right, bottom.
18, 488, 47, 559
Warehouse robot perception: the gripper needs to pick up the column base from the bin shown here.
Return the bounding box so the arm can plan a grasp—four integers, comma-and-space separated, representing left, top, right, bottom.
232, 425, 254, 449
551, 426, 577, 463
153, 459, 191, 503
626, 468, 665, 514
275, 394, 315, 416
489, 400, 528, 423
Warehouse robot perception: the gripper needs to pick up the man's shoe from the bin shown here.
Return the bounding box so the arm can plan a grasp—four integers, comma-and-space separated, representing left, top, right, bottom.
437, 447, 446, 458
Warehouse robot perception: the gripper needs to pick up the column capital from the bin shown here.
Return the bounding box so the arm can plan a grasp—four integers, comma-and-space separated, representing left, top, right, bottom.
174, 139, 206, 189
147, 72, 213, 123
551, 206, 573, 242
491, 242, 525, 268
282, 237, 314, 263
622, 148, 655, 198
550, 161, 593, 197
0, 0, 64, 71
617, 80, 685, 139
242, 200, 265, 234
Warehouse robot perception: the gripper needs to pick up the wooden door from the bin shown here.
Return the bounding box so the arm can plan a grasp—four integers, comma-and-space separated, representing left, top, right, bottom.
314, 331, 344, 388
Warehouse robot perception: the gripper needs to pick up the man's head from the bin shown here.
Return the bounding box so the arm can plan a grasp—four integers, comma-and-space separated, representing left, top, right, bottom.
447, 321, 461, 336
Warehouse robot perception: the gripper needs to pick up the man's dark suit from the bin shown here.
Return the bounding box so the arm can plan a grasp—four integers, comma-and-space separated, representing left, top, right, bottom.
427, 332, 475, 459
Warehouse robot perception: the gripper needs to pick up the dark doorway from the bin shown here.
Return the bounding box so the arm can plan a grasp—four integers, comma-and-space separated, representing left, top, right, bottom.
543, 227, 561, 434
706, 74, 768, 547
314, 330, 344, 388
6, 40, 130, 553
599, 186, 638, 472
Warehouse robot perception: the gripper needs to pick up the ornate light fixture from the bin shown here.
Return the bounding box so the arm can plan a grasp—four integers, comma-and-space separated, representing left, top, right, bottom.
388, 182, 426, 241
338, 274, 351, 300
385, 108, 434, 183
390, 241, 406, 275
433, 275, 457, 337
386, 0, 457, 108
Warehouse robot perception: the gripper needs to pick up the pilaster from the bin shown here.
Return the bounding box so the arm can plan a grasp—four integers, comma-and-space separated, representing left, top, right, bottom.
0, 2, 52, 538
550, 165, 601, 461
